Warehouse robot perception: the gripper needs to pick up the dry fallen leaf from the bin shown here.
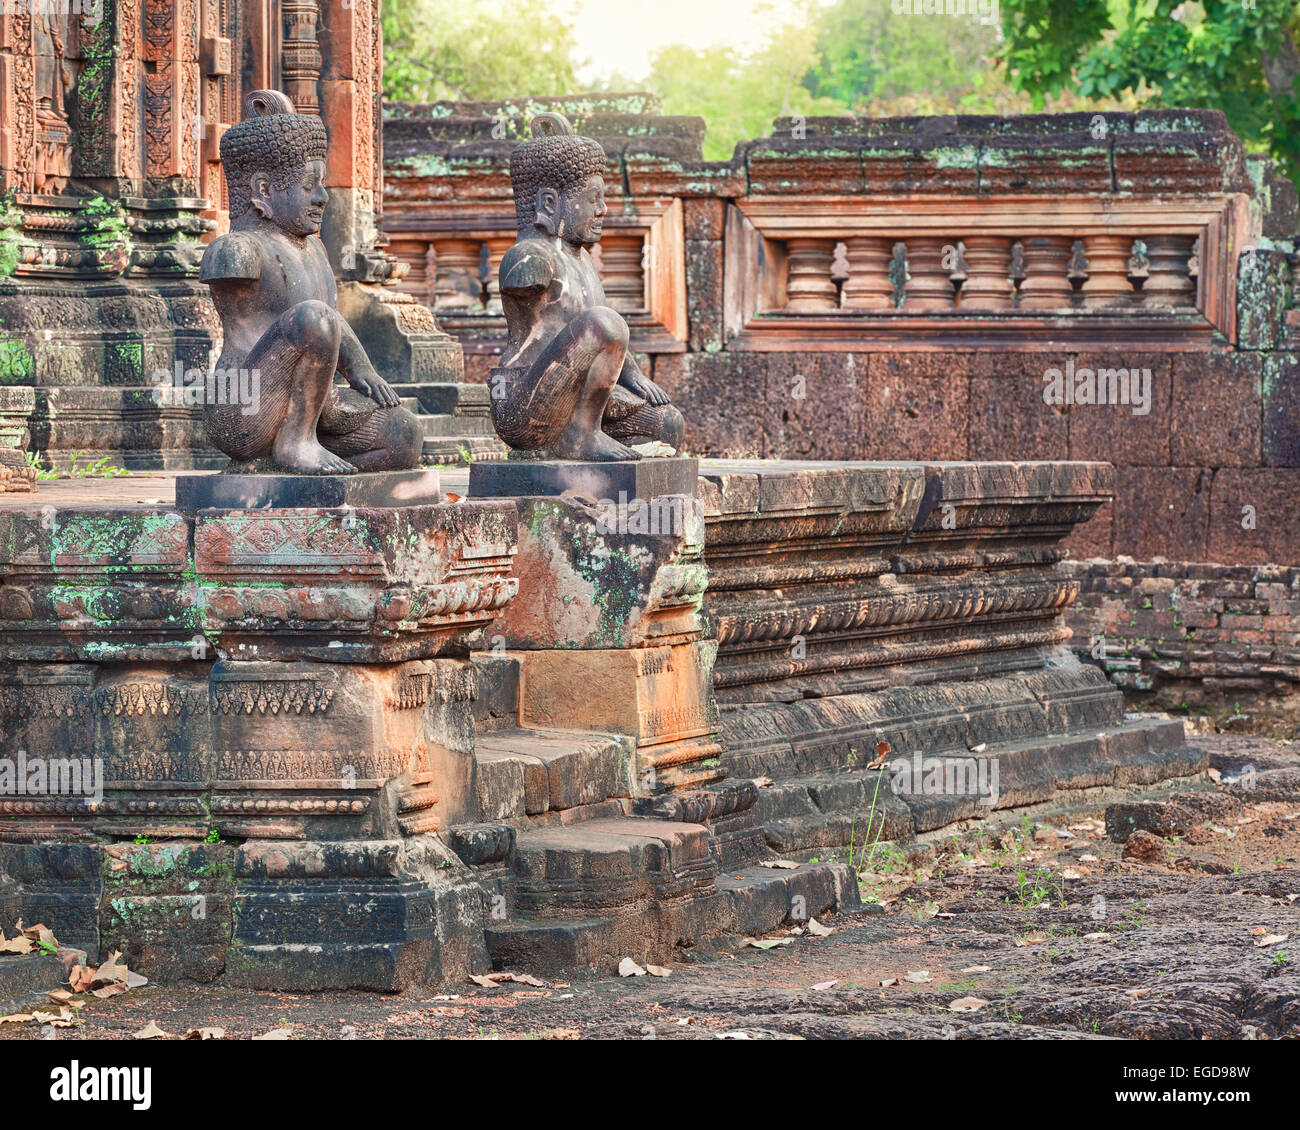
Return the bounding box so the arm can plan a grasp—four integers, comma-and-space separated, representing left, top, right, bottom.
867, 740, 892, 770
183, 1027, 226, 1040
1061, 868, 1083, 880
0, 1013, 33, 1024
1254, 933, 1289, 947
746, 938, 793, 950
1079, 853, 1100, 863
759, 859, 799, 869
1124, 987, 1152, 999
806, 917, 833, 937
960, 965, 992, 974
949, 996, 989, 1012
904, 970, 933, 984
880, 978, 897, 988
468, 974, 499, 988
132, 1021, 168, 1040
618, 958, 647, 977
752, 776, 774, 788
32, 1008, 75, 1028
92, 984, 126, 1000
0, 935, 34, 955
811, 980, 838, 991
46, 990, 73, 1004
253, 1028, 293, 1041
645, 964, 671, 978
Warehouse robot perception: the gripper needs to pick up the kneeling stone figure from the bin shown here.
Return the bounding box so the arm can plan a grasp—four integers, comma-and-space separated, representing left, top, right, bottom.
200, 90, 423, 475
491, 112, 685, 462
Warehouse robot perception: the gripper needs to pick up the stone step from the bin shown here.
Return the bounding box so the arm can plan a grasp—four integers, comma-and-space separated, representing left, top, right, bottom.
475, 729, 633, 824
486, 856, 859, 975
510, 816, 717, 915
751, 715, 1206, 854
422, 435, 508, 466
419, 413, 497, 438
387, 382, 490, 416
0, 948, 87, 1012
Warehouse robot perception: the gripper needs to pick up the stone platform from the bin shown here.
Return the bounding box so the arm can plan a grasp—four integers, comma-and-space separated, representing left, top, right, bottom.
0, 471, 854, 987
0, 459, 1202, 988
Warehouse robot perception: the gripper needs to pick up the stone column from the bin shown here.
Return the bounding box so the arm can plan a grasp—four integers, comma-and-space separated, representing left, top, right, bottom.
1017, 236, 1075, 310
902, 237, 956, 312
841, 236, 895, 309
317, 0, 464, 383
1081, 235, 1135, 308
957, 236, 1015, 310
784, 238, 837, 311
1140, 234, 1197, 309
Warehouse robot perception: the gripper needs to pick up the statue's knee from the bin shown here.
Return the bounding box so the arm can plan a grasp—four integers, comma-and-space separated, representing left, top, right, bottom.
583, 305, 629, 351
284, 299, 341, 355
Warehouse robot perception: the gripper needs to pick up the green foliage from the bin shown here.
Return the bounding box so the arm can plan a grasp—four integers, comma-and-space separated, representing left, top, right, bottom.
632, 13, 848, 160
804, 0, 1001, 107
382, 0, 581, 102
999, 0, 1300, 180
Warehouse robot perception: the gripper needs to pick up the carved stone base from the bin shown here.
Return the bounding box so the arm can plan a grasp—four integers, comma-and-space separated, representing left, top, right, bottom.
175, 468, 441, 510
470, 456, 698, 501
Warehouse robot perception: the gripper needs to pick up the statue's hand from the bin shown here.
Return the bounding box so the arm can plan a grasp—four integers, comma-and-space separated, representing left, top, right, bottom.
630, 373, 670, 407
349, 369, 401, 408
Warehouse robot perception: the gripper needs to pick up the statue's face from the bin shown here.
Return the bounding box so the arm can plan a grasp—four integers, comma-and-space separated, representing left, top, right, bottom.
250, 159, 328, 236
538, 173, 606, 245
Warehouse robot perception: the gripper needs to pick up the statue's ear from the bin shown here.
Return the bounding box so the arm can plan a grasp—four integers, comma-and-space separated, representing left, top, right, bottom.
250, 172, 272, 217
534, 186, 559, 234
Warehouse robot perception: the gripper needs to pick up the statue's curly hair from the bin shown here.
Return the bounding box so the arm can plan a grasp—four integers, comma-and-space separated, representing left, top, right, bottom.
221, 91, 328, 220
510, 113, 606, 231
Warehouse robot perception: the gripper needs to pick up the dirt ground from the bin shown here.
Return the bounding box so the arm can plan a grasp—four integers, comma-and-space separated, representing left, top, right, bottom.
2, 733, 1298, 1041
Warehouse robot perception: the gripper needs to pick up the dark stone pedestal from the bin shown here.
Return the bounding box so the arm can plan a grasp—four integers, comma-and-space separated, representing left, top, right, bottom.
469, 457, 698, 501
175, 468, 441, 510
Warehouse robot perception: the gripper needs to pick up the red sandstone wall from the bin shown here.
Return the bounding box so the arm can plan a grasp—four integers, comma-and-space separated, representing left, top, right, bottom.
381, 100, 1300, 569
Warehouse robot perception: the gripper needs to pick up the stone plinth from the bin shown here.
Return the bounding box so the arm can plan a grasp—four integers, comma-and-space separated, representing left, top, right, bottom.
0, 476, 518, 989
175, 468, 441, 510
470, 457, 698, 502
468, 467, 721, 794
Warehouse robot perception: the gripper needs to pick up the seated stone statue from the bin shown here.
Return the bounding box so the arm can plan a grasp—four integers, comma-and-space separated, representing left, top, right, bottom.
491, 113, 685, 462
200, 90, 423, 475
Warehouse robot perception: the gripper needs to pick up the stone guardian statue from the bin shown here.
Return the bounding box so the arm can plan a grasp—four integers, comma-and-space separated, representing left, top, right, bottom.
490, 112, 685, 462
200, 90, 423, 475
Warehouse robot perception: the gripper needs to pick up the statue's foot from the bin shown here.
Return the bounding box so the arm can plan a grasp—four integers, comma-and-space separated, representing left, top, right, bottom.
553, 428, 639, 462
271, 436, 358, 475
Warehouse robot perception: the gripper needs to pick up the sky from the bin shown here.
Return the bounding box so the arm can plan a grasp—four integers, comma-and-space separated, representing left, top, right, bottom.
566, 0, 812, 85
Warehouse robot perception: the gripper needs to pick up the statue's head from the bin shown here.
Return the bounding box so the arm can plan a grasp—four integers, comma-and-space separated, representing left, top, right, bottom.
220, 90, 329, 236
510, 113, 607, 245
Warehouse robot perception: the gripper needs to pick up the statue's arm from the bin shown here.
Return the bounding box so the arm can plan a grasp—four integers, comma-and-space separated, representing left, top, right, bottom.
199, 233, 262, 284
499, 244, 555, 295
336, 317, 400, 408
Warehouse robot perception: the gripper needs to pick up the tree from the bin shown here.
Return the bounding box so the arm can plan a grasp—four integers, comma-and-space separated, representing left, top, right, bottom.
998, 0, 1300, 181
638, 8, 847, 159
804, 0, 1001, 108
382, 0, 582, 103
